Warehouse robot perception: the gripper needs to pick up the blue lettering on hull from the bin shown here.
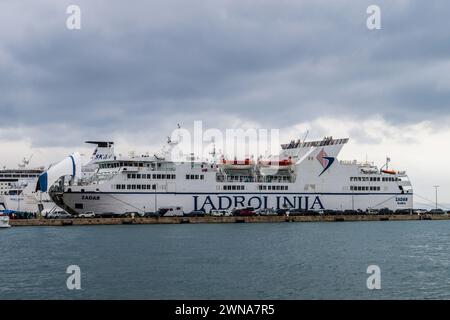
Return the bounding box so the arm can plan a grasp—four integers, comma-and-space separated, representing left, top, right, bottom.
194, 195, 325, 212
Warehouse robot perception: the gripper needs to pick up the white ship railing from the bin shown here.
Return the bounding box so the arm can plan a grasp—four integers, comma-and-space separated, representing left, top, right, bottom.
77, 172, 118, 186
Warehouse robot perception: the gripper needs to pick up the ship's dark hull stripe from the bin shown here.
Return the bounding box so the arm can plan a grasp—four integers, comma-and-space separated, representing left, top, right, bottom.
64, 191, 412, 196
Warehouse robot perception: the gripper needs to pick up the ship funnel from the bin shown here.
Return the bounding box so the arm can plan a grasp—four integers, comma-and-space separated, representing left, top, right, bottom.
36, 153, 82, 192
85, 141, 115, 161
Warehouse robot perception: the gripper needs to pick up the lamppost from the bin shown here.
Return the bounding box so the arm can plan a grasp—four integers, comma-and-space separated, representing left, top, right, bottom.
433, 185, 440, 210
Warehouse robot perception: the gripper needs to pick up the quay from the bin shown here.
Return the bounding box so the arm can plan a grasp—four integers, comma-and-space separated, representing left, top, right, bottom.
8, 214, 450, 227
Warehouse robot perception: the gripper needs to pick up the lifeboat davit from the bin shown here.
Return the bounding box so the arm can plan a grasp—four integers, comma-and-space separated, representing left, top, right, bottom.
381, 169, 397, 175
221, 158, 254, 170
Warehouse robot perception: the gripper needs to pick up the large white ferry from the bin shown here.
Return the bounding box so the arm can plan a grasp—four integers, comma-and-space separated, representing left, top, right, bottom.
47, 135, 413, 216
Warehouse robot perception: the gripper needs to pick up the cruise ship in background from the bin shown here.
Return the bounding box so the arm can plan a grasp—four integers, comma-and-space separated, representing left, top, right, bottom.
43, 133, 414, 216
0, 157, 47, 214
0, 141, 115, 215
0, 157, 43, 197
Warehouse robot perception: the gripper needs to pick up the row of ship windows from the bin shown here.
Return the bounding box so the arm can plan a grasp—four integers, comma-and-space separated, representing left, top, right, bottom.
350, 176, 398, 182
0, 174, 40, 178
115, 184, 159, 190
186, 175, 205, 180
225, 175, 292, 181
101, 162, 162, 168
350, 186, 382, 191
223, 185, 245, 191
222, 185, 289, 191
258, 185, 289, 191
127, 173, 176, 180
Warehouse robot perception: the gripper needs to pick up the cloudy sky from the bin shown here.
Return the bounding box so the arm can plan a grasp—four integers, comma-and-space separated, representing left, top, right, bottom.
1, 0, 449, 207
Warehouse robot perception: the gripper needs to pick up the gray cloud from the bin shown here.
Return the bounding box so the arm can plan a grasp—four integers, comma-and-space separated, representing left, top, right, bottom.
1, 0, 450, 148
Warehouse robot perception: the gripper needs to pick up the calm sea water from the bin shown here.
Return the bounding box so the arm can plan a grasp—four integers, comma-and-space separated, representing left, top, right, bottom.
1, 221, 450, 300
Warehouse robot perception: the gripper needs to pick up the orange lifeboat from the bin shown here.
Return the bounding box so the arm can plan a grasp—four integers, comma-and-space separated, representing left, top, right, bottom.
221, 158, 254, 170
381, 169, 397, 175
258, 157, 294, 175
258, 158, 293, 168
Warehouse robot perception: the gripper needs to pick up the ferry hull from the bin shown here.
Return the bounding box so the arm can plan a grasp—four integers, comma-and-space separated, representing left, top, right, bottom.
58, 192, 413, 216
2, 194, 55, 214
46, 136, 415, 216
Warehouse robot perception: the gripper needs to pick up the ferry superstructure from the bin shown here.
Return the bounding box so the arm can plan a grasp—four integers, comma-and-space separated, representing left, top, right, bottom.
0, 168, 43, 196
48, 136, 413, 216
0, 166, 48, 213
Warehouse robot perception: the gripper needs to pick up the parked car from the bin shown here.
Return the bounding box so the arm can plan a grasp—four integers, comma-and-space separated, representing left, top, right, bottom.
184, 210, 206, 217
123, 211, 139, 218
414, 209, 428, 215
211, 209, 233, 217
158, 206, 184, 217
286, 209, 305, 216
97, 213, 116, 218
232, 207, 256, 216
378, 208, 394, 215
210, 210, 230, 217
276, 209, 288, 216
429, 209, 445, 214
46, 211, 72, 219
140, 211, 160, 217
210, 210, 223, 217
395, 209, 412, 215
78, 212, 95, 218
257, 208, 278, 216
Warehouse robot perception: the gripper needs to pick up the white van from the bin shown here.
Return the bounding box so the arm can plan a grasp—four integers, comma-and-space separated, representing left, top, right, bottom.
211, 209, 232, 217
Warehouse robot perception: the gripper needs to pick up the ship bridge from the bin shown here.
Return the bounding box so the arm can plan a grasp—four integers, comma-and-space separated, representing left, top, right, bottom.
281, 136, 349, 150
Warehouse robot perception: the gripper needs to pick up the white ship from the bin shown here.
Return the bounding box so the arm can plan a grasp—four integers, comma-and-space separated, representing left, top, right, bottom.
0, 157, 49, 214
44, 135, 413, 216
0, 141, 115, 215
0, 156, 43, 197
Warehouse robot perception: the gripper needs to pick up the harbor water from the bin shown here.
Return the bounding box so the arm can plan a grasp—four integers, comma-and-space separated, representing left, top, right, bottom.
1, 220, 450, 299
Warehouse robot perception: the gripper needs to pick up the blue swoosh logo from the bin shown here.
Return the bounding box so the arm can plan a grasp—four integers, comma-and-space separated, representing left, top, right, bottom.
319, 157, 335, 176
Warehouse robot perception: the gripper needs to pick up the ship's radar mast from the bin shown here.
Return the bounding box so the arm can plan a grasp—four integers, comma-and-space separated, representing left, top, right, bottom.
380, 156, 391, 171
18, 154, 33, 168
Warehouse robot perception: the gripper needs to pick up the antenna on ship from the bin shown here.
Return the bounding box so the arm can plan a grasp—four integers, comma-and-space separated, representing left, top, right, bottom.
168, 123, 182, 147
302, 130, 309, 144
209, 137, 217, 160
18, 154, 33, 168
380, 156, 391, 172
